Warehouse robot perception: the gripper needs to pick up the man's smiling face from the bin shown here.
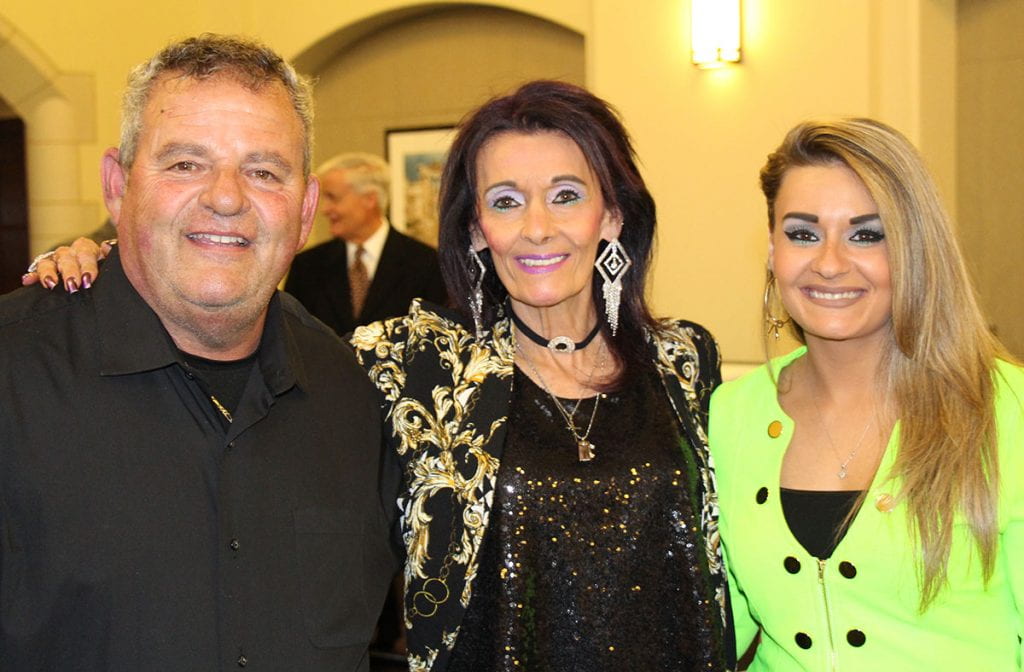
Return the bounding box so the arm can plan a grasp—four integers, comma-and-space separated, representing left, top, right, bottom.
104, 72, 317, 351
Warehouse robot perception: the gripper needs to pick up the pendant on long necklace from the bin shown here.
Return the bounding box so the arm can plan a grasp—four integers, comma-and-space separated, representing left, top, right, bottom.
578, 440, 596, 462
838, 466, 848, 479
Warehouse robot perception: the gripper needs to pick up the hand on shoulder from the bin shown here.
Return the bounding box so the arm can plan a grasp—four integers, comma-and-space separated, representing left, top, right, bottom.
23, 238, 113, 292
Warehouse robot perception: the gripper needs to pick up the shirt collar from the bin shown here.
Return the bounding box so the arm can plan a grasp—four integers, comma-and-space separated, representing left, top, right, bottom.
94, 246, 300, 396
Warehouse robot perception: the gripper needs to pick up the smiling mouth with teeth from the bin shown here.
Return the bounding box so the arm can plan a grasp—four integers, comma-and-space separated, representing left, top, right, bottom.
188, 233, 249, 247
807, 289, 863, 300
519, 255, 567, 267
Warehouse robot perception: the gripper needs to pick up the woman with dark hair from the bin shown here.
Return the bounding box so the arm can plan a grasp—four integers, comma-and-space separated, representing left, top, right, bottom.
710, 118, 1023, 669
32, 80, 733, 671
350, 80, 731, 671
436, 79, 658, 376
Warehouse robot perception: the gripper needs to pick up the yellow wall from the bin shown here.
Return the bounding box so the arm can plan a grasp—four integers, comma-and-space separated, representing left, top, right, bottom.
307, 5, 584, 248
957, 0, 1024, 359
588, 0, 956, 365
0, 0, 957, 365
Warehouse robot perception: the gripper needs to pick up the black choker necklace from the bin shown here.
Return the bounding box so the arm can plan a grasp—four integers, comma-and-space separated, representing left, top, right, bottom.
509, 308, 601, 353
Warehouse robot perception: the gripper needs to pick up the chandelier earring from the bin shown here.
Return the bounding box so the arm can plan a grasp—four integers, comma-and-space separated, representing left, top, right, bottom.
468, 246, 487, 340
764, 271, 791, 340
595, 234, 632, 336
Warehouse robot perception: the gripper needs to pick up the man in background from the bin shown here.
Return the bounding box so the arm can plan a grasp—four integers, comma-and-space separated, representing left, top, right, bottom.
285, 153, 447, 336
0, 34, 397, 671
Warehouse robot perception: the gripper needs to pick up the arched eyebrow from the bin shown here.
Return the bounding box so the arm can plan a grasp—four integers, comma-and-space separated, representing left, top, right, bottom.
482, 180, 517, 193
550, 174, 586, 186
780, 212, 881, 225
781, 212, 818, 223
481, 175, 588, 193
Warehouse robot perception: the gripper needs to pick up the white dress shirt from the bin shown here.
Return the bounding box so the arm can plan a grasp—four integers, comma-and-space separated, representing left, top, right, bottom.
345, 217, 390, 282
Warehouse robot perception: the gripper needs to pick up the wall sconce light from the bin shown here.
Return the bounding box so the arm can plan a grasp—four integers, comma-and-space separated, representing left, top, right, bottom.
691, 0, 742, 68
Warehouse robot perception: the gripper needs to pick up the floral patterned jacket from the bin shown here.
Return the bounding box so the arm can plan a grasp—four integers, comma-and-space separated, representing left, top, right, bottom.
350, 299, 730, 672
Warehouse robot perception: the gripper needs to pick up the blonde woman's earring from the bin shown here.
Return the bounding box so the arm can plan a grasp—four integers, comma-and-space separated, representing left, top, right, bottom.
764, 274, 790, 340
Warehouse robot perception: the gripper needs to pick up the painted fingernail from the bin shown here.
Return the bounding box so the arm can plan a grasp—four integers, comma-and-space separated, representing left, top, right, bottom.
21, 273, 33, 283
66, 278, 79, 293
81, 273, 92, 289
43, 276, 57, 290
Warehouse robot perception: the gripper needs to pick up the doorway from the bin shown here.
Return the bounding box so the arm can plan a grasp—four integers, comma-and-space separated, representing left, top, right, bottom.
0, 100, 29, 294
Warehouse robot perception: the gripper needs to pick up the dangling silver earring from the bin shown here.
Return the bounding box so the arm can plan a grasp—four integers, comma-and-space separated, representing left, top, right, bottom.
595, 236, 632, 336
764, 272, 790, 340
469, 246, 486, 339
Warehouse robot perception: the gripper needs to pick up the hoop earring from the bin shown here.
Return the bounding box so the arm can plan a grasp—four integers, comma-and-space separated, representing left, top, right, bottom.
764, 272, 790, 340
595, 236, 632, 336
469, 246, 486, 340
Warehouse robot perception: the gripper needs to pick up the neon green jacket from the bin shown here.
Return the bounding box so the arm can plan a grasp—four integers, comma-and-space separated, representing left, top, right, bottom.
710, 347, 1024, 670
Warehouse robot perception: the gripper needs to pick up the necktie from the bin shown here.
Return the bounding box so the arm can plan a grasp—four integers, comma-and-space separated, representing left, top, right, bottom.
349, 245, 369, 317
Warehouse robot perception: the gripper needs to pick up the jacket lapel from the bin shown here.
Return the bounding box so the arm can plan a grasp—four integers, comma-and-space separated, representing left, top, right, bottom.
322, 239, 355, 327
381, 306, 514, 672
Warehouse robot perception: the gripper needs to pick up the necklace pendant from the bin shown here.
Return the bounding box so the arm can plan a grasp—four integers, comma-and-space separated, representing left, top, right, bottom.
578, 440, 596, 462
838, 467, 848, 479
547, 336, 576, 353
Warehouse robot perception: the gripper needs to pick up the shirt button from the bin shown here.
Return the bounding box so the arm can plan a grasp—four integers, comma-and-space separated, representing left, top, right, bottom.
839, 561, 857, 579
767, 420, 783, 438
847, 629, 866, 647
795, 632, 813, 649
237, 654, 248, 667
230, 538, 240, 551
784, 556, 801, 574
756, 487, 769, 504
227, 441, 236, 451
875, 493, 896, 512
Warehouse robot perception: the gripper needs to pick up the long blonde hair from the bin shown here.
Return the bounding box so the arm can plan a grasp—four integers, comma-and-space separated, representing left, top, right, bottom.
760, 118, 1007, 610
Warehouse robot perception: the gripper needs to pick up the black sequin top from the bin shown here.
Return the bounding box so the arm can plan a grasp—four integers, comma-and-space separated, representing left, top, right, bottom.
447, 365, 725, 671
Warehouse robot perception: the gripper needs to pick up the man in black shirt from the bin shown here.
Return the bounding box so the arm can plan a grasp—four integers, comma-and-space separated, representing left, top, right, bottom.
0, 35, 398, 671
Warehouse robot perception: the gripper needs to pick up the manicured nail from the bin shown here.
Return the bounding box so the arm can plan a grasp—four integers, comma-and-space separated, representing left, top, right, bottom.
21, 273, 33, 284
81, 273, 92, 289
42, 276, 57, 290
66, 278, 79, 293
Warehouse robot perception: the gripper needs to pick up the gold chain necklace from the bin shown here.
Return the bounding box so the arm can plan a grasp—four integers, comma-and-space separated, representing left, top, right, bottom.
516, 337, 606, 462
209, 394, 233, 424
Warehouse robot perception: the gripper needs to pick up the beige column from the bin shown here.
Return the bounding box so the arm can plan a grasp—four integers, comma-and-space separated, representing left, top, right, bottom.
869, 0, 958, 212
0, 16, 96, 256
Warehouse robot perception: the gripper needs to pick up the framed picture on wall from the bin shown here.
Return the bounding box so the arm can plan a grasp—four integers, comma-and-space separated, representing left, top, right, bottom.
385, 126, 456, 247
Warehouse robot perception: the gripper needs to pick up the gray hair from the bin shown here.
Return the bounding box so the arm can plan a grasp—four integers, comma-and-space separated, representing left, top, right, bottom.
316, 152, 391, 212
119, 33, 315, 175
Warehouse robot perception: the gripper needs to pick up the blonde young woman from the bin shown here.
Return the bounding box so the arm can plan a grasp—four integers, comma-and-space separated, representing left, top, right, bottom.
710, 118, 1023, 670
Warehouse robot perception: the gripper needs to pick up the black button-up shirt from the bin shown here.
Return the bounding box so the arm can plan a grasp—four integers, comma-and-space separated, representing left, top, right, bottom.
0, 249, 399, 671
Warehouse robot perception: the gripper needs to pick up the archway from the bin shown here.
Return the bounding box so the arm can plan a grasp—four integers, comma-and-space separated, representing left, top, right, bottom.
0, 94, 27, 292
293, 3, 585, 248
0, 13, 94, 262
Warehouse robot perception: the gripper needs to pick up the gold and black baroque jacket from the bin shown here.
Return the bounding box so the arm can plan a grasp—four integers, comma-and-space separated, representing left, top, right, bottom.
350, 299, 729, 672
